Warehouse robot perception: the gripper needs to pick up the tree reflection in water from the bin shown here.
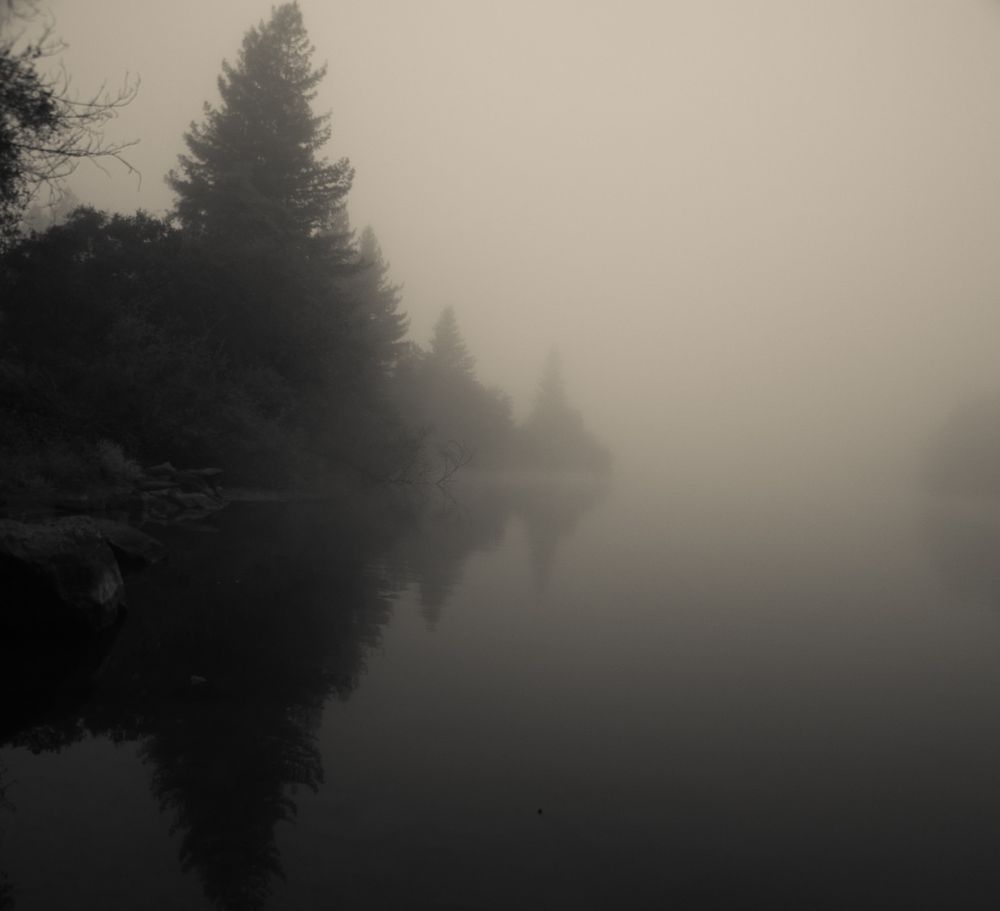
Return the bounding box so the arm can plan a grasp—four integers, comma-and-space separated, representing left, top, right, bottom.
395, 485, 514, 629
0, 763, 13, 911
511, 477, 607, 595
0, 477, 604, 910
395, 476, 607, 626
119, 498, 406, 910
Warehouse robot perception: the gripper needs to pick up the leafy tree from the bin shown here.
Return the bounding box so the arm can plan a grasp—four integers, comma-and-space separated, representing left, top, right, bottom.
168, 2, 352, 244
0, 208, 229, 461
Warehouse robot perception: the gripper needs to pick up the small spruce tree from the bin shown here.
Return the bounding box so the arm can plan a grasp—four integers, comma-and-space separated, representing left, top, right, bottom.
427, 306, 476, 378
353, 226, 409, 374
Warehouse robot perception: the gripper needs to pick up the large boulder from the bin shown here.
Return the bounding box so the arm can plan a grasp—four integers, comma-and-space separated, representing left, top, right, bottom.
0, 517, 126, 636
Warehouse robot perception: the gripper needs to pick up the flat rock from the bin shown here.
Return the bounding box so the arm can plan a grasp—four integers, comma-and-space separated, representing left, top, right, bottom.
89, 518, 165, 573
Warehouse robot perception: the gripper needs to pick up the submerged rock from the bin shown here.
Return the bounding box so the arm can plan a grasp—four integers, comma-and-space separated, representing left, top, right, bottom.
90, 518, 164, 573
0, 517, 127, 636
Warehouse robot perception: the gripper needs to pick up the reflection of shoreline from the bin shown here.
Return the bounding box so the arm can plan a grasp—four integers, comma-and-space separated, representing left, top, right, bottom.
0, 476, 607, 910
509, 476, 609, 595
394, 482, 514, 629
395, 473, 609, 623
1, 498, 408, 910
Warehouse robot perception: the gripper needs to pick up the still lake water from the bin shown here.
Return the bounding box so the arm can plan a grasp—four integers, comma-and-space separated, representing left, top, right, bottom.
5, 468, 1000, 909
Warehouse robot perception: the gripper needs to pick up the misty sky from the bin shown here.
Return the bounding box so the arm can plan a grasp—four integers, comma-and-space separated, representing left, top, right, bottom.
38, 0, 1000, 480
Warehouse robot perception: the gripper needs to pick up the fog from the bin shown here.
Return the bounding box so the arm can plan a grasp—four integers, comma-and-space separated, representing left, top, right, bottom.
45, 0, 1000, 485
12, 6, 1000, 904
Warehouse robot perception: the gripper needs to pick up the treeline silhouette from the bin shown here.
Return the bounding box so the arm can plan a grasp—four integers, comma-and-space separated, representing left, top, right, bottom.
0, 3, 609, 494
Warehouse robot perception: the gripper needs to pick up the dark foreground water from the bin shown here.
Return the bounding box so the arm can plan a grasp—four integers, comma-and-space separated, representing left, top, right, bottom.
4, 470, 1000, 909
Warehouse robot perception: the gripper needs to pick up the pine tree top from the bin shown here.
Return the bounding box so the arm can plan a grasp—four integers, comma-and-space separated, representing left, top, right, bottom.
428, 306, 476, 377
168, 2, 353, 242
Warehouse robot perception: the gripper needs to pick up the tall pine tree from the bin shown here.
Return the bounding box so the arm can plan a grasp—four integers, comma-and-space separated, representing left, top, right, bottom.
164, 3, 415, 485
168, 2, 352, 244
166, 2, 358, 377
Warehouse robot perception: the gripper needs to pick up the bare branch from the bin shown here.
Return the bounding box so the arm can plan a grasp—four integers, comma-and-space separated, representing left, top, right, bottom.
435, 440, 475, 487
1, 6, 141, 244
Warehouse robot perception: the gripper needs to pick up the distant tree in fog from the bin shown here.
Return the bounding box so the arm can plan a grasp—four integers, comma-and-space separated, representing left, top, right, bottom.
168, 2, 352, 243
396, 307, 513, 466
427, 306, 476, 378
515, 349, 612, 473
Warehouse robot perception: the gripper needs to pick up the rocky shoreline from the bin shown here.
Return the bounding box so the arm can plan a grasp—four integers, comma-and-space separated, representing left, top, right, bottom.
0, 463, 227, 638
51, 461, 226, 524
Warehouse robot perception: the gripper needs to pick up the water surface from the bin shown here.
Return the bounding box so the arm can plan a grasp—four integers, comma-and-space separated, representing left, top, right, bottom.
4, 471, 1000, 909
